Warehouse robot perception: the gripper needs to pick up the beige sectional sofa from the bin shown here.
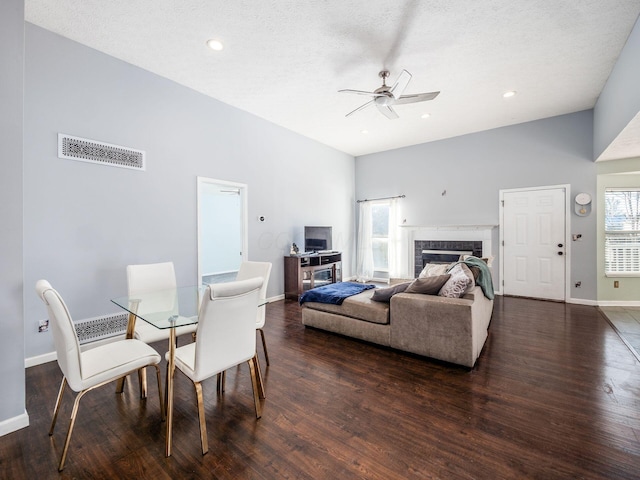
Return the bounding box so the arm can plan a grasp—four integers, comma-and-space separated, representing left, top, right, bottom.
301, 285, 493, 368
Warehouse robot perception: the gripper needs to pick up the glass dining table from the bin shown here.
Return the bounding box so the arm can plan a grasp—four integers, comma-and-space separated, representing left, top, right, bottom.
111, 285, 252, 457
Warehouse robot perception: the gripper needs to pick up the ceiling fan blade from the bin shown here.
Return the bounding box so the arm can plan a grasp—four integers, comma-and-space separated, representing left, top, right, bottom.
390, 70, 412, 99
346, 99, 374, 117
394, 91, 440, 104
339, 89, 386, 97
376, 104, 399, 120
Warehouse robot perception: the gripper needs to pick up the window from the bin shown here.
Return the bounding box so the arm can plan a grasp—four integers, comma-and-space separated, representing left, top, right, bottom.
371, 203, 390, 276
605, 189, 640, 276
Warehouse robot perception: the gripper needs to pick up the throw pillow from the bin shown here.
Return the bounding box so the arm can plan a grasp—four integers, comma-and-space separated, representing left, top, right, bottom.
405, 274, 451, 294
371, 282, 411, 302
438, 264, 474, 298
418, 263, 450, 278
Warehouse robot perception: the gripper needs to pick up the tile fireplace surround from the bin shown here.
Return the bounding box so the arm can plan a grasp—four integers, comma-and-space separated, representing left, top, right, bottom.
403, 225, 497, 278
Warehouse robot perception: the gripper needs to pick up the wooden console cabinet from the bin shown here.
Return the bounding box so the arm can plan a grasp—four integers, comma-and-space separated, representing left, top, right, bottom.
284, 252, 342, 301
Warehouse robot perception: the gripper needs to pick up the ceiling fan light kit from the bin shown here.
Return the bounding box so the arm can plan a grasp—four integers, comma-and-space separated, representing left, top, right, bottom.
339, 69, 440, 120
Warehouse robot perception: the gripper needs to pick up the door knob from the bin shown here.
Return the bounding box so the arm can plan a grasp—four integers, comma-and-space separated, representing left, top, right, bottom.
557, 243, 564, 248
558, 251, 564, 256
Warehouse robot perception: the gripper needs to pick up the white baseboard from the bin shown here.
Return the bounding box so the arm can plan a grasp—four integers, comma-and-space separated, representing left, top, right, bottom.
0, 410, 29, 437
267, 294, 284, 302
25, 351, 56, 368
567, 297, 599, 306
598, 300, 640, 307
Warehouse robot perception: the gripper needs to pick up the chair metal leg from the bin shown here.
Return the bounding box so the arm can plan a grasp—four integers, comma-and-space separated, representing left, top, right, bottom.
247, 357, 262, 418
154, 365, 166, 421
138, 368, 148, 399
216, 370, 226, 393
258, 328, 270, 366
49, 377, 67, 435
194, 381, 208, 455
252, 355, 265, 399
58, 388, 89, 471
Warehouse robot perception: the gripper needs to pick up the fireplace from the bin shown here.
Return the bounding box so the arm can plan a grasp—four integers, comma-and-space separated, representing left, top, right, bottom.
414, 240, 483, 277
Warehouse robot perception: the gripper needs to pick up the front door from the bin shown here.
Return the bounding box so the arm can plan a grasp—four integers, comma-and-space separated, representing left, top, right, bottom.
501, 187, 567, 301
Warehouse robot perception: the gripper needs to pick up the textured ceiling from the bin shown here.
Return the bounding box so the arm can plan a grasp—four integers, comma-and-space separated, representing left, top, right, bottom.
25, 0, 640, 158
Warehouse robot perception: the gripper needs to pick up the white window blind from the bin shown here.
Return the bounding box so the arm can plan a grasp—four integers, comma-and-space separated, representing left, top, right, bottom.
605, 189, 640, 276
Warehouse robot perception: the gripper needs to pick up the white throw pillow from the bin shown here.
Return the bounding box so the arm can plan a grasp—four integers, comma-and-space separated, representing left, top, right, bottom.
418, 263, 450, 278
438, 263, 474, 298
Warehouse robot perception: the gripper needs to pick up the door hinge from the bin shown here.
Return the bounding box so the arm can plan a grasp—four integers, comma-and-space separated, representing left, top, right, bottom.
501, 240, 504, 246
501, 200, 504, 207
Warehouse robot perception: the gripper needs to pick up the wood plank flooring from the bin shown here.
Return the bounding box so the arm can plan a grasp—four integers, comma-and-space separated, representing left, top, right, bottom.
1, 296, 639, 479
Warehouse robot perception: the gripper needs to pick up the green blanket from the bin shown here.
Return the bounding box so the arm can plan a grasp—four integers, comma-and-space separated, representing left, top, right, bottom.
450, 256, 494, 300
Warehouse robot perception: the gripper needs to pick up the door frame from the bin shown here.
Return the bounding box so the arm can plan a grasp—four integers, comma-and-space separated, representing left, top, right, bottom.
499, 184, 571, 301
196, 176, 248, 285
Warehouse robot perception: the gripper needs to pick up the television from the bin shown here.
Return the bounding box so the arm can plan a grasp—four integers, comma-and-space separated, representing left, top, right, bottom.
304, 226, 332, 253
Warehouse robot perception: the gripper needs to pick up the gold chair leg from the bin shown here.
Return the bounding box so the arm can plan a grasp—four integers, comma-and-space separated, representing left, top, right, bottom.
252, 355, 265, 399
138, 368, 148, 399
49, 377, 67, 435
58, 389, 89, 471
154, 365, 166, 421
247, 357, 262, 418
258, 328, 270, 366
194, 382, 208, 455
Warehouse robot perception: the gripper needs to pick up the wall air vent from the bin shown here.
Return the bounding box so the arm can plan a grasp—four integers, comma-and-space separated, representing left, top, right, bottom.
58, 133, 145, 171
75, 312, 129, 344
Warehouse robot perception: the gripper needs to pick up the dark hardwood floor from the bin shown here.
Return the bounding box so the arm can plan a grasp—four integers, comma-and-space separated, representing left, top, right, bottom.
1, 296, 639, 479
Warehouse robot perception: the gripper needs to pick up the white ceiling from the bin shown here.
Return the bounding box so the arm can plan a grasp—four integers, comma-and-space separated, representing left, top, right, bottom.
25, 0, 640, 158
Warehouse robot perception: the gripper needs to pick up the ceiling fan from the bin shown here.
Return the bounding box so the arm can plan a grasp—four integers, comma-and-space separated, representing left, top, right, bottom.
339, 69, 439, 119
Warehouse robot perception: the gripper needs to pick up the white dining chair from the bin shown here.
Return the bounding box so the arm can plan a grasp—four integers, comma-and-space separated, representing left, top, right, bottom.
35, 280, 164, 472
127, 262, 198, 344
169, 277, 265, 455
126, 262, 198, 396
236, 261, 272, 365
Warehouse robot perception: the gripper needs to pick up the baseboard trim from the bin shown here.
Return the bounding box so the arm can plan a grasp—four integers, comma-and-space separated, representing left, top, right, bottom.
0, 410, 29, 437
567, 297, 599, 306
598, 300, 640, 307
25, 351, 56, 368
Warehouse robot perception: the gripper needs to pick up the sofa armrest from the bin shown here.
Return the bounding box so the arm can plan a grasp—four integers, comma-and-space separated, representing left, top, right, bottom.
389, 286, 493, 367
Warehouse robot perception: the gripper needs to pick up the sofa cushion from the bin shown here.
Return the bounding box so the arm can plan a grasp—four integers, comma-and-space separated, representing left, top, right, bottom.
439, 263, 474, 298
302, 289, 390, 324
371, 282, 411, 302
405, 274, 451, 294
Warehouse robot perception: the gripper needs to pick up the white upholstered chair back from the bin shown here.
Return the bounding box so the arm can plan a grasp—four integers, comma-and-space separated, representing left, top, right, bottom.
192, 277, 263, 382
236, 261, 272, 329
35, 280, 83, 391
126, 261, 177, 315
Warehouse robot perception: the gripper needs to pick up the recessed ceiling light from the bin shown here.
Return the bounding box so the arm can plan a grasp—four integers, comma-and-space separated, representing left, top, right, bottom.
361, 129, 369, 135
421, 113, 431, 119
503, 90, 517, 98
206, 39, 224, 51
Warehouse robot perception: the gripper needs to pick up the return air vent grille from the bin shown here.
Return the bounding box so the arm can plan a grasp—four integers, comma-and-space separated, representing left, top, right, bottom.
75, 312, 129, 344
58, 134, 145, 170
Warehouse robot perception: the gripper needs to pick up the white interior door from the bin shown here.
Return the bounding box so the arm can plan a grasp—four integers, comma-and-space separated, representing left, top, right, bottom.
197, 177, 248, 286
501, 187, 567, 301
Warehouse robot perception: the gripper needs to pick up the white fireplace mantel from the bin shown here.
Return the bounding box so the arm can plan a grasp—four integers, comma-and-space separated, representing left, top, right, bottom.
400, 224, 497, 231
398, 224, 497, 277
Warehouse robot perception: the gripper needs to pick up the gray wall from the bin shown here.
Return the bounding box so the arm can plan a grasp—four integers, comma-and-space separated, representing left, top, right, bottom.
594, 15, 640, 159
355, 111, 597, 301
23, 24, 355, 359
0, 0, 27, 433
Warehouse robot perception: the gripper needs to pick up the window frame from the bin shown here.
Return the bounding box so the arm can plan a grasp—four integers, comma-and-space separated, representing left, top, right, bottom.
604, 188, 640, 277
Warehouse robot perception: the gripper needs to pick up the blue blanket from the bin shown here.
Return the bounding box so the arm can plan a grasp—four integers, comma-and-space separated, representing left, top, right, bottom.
299, 282, 376, 305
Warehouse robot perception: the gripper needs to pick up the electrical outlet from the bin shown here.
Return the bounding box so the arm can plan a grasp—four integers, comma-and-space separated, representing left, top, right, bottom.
614, 281, 620, 288
38, 319, 49, 332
